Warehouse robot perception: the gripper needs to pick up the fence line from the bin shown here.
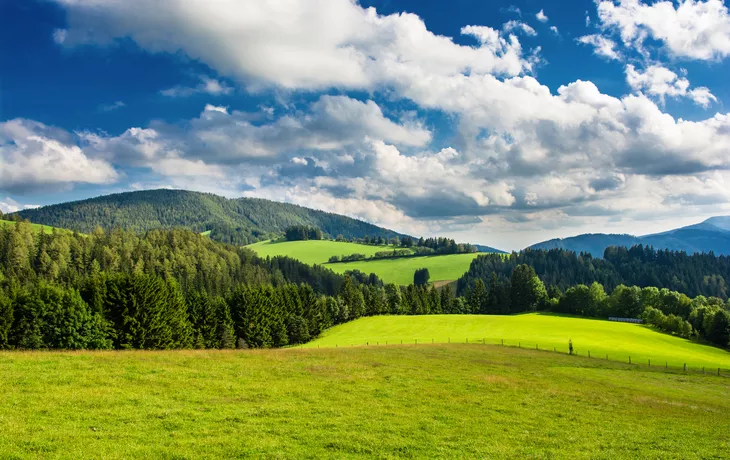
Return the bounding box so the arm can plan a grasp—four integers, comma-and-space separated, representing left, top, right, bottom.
329, 337, 729, 378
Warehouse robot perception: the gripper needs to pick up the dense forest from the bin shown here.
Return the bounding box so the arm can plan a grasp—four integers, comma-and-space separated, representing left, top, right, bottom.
12, 189, 406, 245
458, 246, 730, 299
1, 221, 728, 350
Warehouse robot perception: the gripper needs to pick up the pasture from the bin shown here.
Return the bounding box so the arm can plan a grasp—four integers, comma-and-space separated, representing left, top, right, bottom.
247, 240, 480, 285
0, 219, 74, 235
1, 345, 727, 459
304, 313, 730, 369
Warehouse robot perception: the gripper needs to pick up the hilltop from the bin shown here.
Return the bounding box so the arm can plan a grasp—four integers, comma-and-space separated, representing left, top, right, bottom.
12, 189, 407, 245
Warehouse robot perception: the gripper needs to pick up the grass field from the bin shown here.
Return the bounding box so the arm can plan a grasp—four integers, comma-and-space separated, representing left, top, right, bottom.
0, 219, 74, 235
304, 313, 730, 369
247, 240, 479, 285
1, 345, 728, 459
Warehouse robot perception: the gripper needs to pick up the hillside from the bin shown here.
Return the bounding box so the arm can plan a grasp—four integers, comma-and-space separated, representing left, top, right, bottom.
248, 239, 480, 285
528, 216, 730, 256
12, 189, 407, 245
2, 346, 728, 458
304, 313, 730, 368
0, 219, 76, 235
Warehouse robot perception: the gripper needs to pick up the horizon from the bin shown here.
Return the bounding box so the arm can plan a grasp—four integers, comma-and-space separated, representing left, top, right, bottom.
3, 0, 730, 250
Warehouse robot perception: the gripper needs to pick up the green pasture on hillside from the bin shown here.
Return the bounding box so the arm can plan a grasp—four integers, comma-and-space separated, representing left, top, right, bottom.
326, 253, 480, 285
304, 313, 730, 369
0, 219, 75, 235
1, 345, 728, 458
247, 239, 402, 266
247, 240, 480, 285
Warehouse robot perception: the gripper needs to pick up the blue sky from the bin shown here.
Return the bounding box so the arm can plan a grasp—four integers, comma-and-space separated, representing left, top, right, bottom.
2, 0, 730, 249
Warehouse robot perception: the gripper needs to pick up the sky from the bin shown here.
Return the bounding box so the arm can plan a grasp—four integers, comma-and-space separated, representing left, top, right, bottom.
2, 0, 730, 250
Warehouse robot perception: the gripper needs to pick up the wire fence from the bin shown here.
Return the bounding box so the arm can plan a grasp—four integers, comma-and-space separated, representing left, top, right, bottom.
319, 337, 730, 378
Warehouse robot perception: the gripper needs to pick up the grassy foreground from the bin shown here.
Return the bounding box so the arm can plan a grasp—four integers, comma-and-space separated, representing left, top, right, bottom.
305, 313, 730, 369
1, 345, 728, 459
247, 240, 479, 285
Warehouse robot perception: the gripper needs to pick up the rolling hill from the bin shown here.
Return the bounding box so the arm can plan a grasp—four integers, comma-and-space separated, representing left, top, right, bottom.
529, 216, 730, 256
304, 313, 730, 368
11, 189, 407, 245
248, 239, 481, 285
0, 219, 77, 235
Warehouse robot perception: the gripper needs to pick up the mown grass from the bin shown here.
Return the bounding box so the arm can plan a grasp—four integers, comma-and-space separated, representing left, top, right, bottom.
326, 253, 481, 285
0, 345, 727, 459
304, 313, 730, 370
247, 239, 402, 266
0, 219, 75, 235
247, 240, 480, 285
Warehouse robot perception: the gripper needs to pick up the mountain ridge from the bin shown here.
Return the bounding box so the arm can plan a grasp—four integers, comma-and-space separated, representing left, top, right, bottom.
12, 189, 409, 245
529, 216, 730, 256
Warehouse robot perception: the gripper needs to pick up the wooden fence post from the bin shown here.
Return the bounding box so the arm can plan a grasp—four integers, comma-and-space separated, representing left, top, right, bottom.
536, 344, 538, 350
588, 350, 591, 358
648, 359, 650, 367
629, 356, 631, 364
684, 363, 687, 372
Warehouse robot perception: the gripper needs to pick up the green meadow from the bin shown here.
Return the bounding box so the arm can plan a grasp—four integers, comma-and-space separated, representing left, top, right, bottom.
0, 219, 74, 235
1, 345, 728, 459
304, 313, 730, 369
247, 240, 480, 285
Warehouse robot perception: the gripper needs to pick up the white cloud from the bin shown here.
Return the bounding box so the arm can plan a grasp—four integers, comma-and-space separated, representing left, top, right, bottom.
596, 0, 730, 60
625, 64, 717, 107
536, 9, 548, 23
160, 76, 233, 97
53, 0, 535, 91
550, 26, 559, 35
0, 197, 39, 214
577, 34, 621, 60
99, 100, 126, 112
503, 20, 537, 36
0, 119, 119, 193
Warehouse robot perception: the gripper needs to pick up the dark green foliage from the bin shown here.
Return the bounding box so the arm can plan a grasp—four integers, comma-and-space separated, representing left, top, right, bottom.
14, 189, 404, 244
458, 245, 730, 300
414, 268, 430, 286
0, 287, 12, 348
510, 265, 547, 312
284, 225, 323, 241
707, 310, 730, 347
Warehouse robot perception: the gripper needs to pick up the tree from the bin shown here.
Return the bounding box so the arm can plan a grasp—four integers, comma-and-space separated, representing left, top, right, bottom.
707, 310, 730, 347
510, 265, 546, 312
414, 268, 430, 286
468, 279, 487, 314
0, 288, 12, 348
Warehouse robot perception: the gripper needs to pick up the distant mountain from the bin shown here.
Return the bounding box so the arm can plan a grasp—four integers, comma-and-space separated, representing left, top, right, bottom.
473, 244, 507, 254
13, 189, 408, 245
528, 216, 730, 257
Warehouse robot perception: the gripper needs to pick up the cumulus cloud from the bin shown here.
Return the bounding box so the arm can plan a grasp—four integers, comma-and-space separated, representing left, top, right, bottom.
625, 64, 717, 107
596, 0, 730, 60
27, 0, 730, 247
577, 34, 621, 60
0, 119, 119, 193
503, 20, 537, 36
53, 0, 535, 90
0, 197, 39, 214
536, 9, 549, 23
160, 76, 233, 97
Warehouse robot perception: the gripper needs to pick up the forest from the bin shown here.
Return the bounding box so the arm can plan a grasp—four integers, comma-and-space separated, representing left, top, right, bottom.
0, 221, 728, 350
11, 189, 405, 245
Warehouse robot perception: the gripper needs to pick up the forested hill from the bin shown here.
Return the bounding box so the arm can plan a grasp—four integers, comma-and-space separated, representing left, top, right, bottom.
528, 216, 730, 256
12, 189, 406, 245
458, 245, 730, 300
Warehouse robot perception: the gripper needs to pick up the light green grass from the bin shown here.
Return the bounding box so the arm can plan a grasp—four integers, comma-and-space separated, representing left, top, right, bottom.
304, 313, 730, 369
327, 253, 480, 285
0, 219, 75, 235
199, 230, 212, 237
0, 346, 728, 458
247, 240, 479, 285
247, 239, 401, 266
